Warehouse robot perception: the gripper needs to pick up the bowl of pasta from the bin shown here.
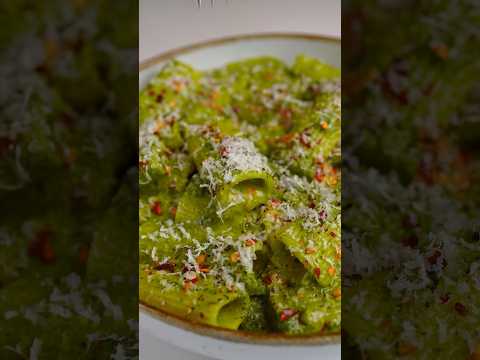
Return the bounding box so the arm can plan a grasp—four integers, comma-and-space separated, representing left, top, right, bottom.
139, 33, 341, 359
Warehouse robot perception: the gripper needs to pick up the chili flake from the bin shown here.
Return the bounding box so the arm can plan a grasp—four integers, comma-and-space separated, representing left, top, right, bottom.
230, 252, 241, 263
245, 239, 257, 247
280, 308, 298, 322
154, 261, 175, 273
454, 302, 467, 316
314, 167, 325, 182
150, 201, 162, 215
28, 230, 56, 264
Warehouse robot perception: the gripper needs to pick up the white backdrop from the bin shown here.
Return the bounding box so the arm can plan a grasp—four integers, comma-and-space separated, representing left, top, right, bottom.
139, 1, 340, 358
140, 0, 340, 61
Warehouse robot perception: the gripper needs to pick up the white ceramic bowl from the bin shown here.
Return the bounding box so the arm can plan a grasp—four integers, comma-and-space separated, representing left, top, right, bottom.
139, 33, 341, 360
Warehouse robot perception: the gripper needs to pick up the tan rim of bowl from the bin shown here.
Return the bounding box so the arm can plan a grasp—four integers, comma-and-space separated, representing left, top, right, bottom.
139, 32, 341, 345
140, 32, 340, 70
140, 302, 340, 346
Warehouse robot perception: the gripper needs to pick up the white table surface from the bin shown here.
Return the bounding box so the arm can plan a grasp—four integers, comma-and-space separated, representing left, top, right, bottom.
139, 1, 340, 358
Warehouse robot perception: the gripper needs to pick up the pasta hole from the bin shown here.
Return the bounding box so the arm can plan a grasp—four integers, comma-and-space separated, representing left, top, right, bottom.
269, 240, 306, 284
234, 178, 268, 195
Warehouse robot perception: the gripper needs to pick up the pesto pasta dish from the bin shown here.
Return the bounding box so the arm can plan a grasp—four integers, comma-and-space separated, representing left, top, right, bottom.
139, 55, 341, 335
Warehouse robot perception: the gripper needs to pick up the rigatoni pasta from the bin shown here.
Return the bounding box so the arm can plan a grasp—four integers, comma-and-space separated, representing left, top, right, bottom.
139, 55, 341, 335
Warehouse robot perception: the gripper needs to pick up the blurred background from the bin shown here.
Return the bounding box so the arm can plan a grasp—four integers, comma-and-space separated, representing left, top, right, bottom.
139, 1, 340, 358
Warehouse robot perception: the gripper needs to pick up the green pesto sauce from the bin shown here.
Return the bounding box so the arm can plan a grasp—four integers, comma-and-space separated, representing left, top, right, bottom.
0, 1, 138, 358
139, 55, 341, 335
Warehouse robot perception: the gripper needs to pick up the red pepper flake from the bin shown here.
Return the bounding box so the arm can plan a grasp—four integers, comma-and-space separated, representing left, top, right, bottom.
279, 309, 298, 322
219, 146, 229, 157
401, 235, 418, 248
35, 63, 49, 74
333, 288, 341, 299
279, 133, 295, 145
78, 244, 90, 264
440, 294, 450, 304
279, 108, 293, 120
427, 250, 442, 265
264, 72, 274, 81
148, 90, 155, 97
172, 79, 184, 93
381, 77, 409, 105
299, 133, 311, 148
454, 302, 467, 316
60, 112, 75, 129
150, 201, 162, 216
395, 90, 409, 105
381, 320, 392, 329
270, 199, 281, 208
417, 159, 435, 185
42, 242, 55, 263
263, 275, 273, 285
196, 254, 206, 265
398, 342, 417, 355
199, 266, 210, 273
245, 239, 257, 247
329, 231, 336, 238
0, 137, 14, 156
319, 210, 327, 221
28, 229, 56, 264
423, 82, 435, 96
210, 90, 220, 101
252, 105, 264, 114
315, 158, 325, 166
473, 347, 480, 360
431, 43, 449, 60
314, 267, 321, 278
230, 252, 241, 263
170, 207, 177, 218
314, 168, 325, 182
183, 281, 193, 291
154, 261, 175, 273
305, 247, 316, 255
184, 271, 198, 282
279, 107, 294, 129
